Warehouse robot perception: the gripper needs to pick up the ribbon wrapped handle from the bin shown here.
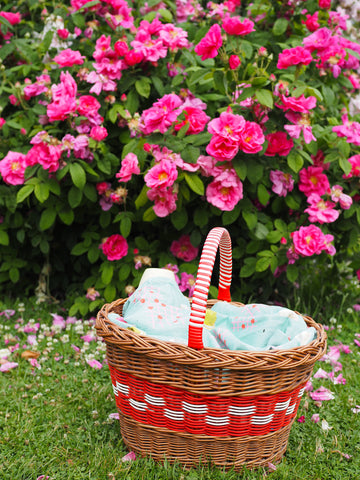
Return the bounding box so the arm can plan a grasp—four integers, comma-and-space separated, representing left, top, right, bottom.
188, 227, 232, 350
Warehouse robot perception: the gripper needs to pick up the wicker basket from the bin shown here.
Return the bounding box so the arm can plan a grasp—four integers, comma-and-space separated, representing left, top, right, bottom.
96, 227, 327, 470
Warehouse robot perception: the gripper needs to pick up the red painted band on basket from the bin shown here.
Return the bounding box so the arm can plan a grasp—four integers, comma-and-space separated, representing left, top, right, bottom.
109, 365, 305, 437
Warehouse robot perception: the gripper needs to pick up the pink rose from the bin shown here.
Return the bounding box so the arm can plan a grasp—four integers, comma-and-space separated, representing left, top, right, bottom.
277, 46, 313, 69
170, 235, 199, 262
53, 48, 85, 67
194, 24, 223, 60
90, 126, 108, 141
343, 154, 360, 179
304, 194, 339, 224
264, 132, 294, 156
229, 54, 241, 69
270, 170, 294, 197
206, 135, 239, 161
238, 121, 265, 154
140, 93, 183, 134
147, 187, 177, 217
298, 166, 330, 196
47, 71, 77, 122
206, 170, 243, 211
0, 151, 27, 185
291, 225, 334, 257
116, 153, 140, 182
100, 234, 128, 261
174, 107, 210, 135
144, 159, 178, 189
26, 143, 62, 173
222, 17, 255, 36
77, 95, 101, 116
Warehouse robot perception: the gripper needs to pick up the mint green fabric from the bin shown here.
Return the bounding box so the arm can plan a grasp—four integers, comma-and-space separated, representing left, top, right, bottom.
107, 277, 316, 351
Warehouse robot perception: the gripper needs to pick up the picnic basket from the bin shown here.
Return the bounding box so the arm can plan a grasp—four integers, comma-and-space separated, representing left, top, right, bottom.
96, 227, 327, 470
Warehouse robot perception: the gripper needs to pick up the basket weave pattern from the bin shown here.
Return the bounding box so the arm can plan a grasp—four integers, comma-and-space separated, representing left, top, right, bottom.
96, 228, 327, 469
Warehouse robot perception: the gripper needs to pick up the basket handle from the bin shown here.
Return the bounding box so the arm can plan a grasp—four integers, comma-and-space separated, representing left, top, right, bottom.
188, 227, 232, 350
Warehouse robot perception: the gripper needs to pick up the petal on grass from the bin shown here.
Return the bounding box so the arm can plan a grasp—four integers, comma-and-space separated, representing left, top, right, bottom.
0, 362, 18, 372
311, 413, 320, 423
314, 368, 328, 379
108, 412, 120, 420
310, 386, 335, 401
86, 359, 102, 369
122, 451, 136, 462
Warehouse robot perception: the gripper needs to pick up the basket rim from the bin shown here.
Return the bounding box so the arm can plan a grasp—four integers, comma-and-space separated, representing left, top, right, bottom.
96, 298, 327, 371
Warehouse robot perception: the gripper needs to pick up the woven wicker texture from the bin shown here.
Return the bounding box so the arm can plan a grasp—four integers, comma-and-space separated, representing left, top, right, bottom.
119, 413, 294, 469
96, 299, 327, 397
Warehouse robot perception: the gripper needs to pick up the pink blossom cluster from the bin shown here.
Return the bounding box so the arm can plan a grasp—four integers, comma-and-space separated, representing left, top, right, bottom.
96, 182, 128, 211
287, 225, 336, 263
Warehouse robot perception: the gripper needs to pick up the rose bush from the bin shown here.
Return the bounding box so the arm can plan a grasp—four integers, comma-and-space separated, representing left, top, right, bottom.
0, 0, 359, 315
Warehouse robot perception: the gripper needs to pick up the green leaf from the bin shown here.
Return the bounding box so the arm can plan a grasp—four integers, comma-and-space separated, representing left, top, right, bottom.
120, 216, 132, 238
34, 183, 50, 203
59, 208, 74, 225
273, 18, 289, 36
119, 263, 131, 282
257, 184, 270, 206
254, 223, 269, 240
68, 187, 83, 208
232, 158, 247, 180
171, 209, 188, 230
135, 77, 151, 98
104, 284, 116, 302
287, 151, 304, 173
194, 208, 208, 227
9, 268, 20, 283
339, 156, 352, 176
267, 230, 283, 243
39, 209, 56, 231
101, 263, 114, 285
0, 42, 15, 61
143, 206, 157, 222
242, 211, 257, 230
70, 163, 86, 190
256, 256, 272, 272
83, 184, 97, 203
16, 184, 34, 203
286, 264, 299, 282
88, 246, 100, 264
71, 243, 88, 255
126, 89, 139, 114
213, 70, 227, 95
184, 172, 204, 195
152, 76, 165, 97
0, 230, 9, 246
240, 258, 257, 278
222, 205, 241, 225
135, 185, 150, 209
247, 163, 264, 184
255, 89, 273, 109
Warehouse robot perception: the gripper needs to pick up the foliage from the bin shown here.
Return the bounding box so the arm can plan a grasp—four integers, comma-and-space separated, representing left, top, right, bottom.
0, 0, 359, 312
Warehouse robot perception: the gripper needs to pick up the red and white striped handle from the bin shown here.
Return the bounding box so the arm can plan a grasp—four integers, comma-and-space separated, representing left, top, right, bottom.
188, 227, 232, 350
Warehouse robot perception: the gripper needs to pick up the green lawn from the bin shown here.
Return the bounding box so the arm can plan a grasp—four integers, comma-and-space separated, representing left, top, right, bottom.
0, 298, 359, 479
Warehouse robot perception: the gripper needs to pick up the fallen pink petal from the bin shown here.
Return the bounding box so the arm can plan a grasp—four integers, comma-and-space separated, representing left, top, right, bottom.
121, 451, 136, 462
321, 419, 333, 431
86, 359, 103, 369
108, 412, 120, 420
311, 413, 320, 423
267, 462, 277, 471
0, 362, 18, 372
354, 339, 360, 347
314, 368, 328, 379
310, 386, 335, 402
351, 406, 360, 413
297, 415, 305, 423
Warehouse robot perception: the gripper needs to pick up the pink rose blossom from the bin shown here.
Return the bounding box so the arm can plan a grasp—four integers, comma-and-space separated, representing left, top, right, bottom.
333, 116, 360, 146
298, 166, 330, 197
144, 159, 178, 189
90, 126, 108, 141
194, 24, 222, 60
51, 314, 66, 330
206, 169, 243, 211
77, 95, 101, 117
174, 107, 210, 135
222, 16, 255, 36
270, 170, 294, 197
291, 225, 335, 257
100, 234, 128, 261
330, 185, 352, 209
170, 235, 199, 262
47, 71, 77, 122
147, 187, 177, 217
53, 48, 85, 67
305, 194, 339, 224
140, 94, 183, 134
264, 132, 294, 156
302, 27, 333, 52
26, 142, 62, 173
303, 12, 320, 32
179, 272, 196, 296
277, 46, 313, 69
238, 121, 265, 154
310, 386, 335, 401
0, 151, 27, 185
116, 153, 140, 182
229, 55, 241, 69
319, 0, 331, 9
278, 94, 317, 113
284, 112, 316, 144
159, 24, 190, 51
122, 451, 136, 462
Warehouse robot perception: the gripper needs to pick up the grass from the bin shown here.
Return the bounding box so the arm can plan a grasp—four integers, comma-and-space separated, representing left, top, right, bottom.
0, 297, 360, 480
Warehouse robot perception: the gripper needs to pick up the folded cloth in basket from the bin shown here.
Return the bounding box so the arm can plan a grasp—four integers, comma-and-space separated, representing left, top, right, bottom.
107, 273, 316, 351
